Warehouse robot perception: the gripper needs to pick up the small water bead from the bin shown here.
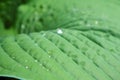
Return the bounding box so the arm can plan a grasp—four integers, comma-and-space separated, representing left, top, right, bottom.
25, 66, 29, 69
57, 28, 63, 34
95, 20, 98, 25
35, 60, 38, 62
85, 19, 99, 27
48, 55, 51, 58
42, 33, 46, 37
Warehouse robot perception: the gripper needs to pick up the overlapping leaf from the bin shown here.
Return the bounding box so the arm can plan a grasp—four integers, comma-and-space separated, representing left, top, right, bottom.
0, 0, 120, 80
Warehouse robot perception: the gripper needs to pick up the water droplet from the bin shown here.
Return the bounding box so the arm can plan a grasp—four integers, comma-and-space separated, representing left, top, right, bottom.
35, 60, 38, 62
25, 66, 29, 69
48, 55, 51, 58
95, 21, 98, 25
57, 28, 63, 34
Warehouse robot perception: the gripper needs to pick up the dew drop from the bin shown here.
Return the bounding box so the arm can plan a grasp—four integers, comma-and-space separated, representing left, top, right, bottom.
95, 21, 98, 25
57, 28, 63, 34
25, 66, 29, 69
35, 60, 38, 62
48, 55, 51, 58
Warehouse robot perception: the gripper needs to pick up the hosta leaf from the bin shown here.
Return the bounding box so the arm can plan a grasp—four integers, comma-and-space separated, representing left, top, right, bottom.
0, 0, 120, 80
16, 0, 120, 33
0, 28, 120, 80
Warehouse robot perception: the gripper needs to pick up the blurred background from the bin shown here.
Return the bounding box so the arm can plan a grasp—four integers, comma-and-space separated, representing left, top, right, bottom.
0, 0, 27, 79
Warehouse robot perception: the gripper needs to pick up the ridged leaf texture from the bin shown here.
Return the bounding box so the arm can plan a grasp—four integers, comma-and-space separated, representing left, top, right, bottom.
0, 0, 120, 80
0, 28, 120, 80
16, 0, 120, 33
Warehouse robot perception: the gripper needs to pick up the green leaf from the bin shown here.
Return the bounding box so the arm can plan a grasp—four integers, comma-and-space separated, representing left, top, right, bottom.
15, 0, 120, 34
0, 0, 120, 80
0, 29, 120, 80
